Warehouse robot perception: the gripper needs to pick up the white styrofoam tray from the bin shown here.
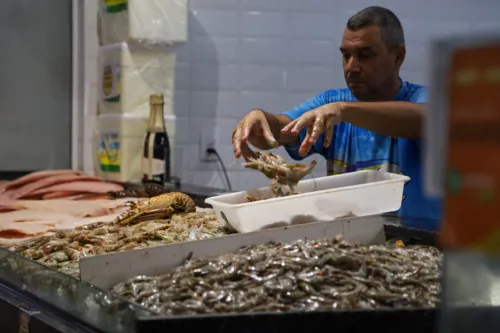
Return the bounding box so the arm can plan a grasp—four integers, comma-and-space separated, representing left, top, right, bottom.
79, 214, 391, 289
205, 170, 410, 233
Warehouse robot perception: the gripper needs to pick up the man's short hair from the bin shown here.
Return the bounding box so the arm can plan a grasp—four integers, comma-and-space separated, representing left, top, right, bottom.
346, 6, 405, 47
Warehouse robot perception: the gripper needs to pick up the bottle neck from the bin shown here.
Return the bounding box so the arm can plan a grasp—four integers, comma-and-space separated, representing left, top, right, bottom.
148, 103, 166, 132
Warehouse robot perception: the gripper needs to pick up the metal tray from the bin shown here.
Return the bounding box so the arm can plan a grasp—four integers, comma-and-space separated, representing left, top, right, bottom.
135, 307, 437, 333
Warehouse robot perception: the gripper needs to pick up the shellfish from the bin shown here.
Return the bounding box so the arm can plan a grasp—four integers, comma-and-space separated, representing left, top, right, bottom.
113, 192, 196, 225
243, 152, 317, 197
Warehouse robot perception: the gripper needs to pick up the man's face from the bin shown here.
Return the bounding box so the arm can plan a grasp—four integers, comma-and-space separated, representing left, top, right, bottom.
340, 25, 404, 101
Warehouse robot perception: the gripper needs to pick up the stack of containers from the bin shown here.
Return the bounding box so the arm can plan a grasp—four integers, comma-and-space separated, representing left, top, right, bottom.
94, 0, 188, 182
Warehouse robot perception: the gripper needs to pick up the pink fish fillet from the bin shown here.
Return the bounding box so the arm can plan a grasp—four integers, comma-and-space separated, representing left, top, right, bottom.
0, 221, 55, 238
8, 175, 104, 200
45, 193, 111, 201
0, 181, 9, 191
0, 201, 112, 218
42, 191, 88, 200
29, 181, 123, 197
0, 210, 78, 224
0, 195, 16, 207
75, 194, 112, 200
7, 198, 134, 217
2, 170, 84, 192
54, 210, 126, 229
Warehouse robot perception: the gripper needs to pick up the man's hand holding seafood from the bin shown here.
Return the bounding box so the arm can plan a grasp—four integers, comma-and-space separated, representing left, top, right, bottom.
232, 6, 442, 231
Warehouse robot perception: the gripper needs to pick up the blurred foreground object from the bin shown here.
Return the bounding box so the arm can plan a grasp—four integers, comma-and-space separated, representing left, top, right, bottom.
426, 34, 500, 333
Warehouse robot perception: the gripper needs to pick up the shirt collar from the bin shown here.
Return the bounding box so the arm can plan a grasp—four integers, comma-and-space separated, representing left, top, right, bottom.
394, 80, 408, 101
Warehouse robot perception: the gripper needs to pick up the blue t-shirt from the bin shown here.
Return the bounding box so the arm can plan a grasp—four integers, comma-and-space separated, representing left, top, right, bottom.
282, 81, 442, 231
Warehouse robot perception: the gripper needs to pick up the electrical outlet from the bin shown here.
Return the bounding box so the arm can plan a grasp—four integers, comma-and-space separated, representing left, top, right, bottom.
199, 127, 218, 162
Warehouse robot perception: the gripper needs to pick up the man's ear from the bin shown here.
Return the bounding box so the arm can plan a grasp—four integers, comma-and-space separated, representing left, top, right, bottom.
394, 45, 406, 69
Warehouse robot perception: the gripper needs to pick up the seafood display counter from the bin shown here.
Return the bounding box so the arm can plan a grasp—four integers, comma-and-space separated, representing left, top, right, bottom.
0, 214, 446, 333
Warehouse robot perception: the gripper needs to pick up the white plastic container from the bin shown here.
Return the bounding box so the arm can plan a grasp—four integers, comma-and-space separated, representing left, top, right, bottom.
93, 113, 176, 183
98, 0, 188, 45
205, 171, 410, 233
97, 43, 175, 116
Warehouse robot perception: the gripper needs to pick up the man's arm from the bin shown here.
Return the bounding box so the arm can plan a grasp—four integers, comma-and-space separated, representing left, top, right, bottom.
341, 87, 428, 139
341, 101, 425, 138
248, 112, 298, 151
280, 91, 331, 160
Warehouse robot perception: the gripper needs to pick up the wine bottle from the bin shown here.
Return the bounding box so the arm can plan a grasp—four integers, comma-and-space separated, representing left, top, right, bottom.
142, 94, 171, 185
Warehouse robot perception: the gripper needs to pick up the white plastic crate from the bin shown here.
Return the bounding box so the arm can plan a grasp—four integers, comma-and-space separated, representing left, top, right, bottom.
205, 170, 410, 233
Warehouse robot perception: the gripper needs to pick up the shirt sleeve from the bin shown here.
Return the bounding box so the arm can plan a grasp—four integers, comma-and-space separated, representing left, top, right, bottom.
280, 92, 330, 161
409, 86, 428, 150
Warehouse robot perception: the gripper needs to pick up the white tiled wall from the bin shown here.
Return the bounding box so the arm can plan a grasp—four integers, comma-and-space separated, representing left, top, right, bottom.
82, 0, 500, 191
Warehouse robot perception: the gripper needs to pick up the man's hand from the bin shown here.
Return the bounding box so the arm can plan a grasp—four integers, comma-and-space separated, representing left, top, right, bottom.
232, 109, 280, 160
281, 102, 344, 157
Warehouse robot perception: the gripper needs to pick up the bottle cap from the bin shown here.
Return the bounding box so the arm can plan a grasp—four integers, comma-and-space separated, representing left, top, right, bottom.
150, 94, 164, 105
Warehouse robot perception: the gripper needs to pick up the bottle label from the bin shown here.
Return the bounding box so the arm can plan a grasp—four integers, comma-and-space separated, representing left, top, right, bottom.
142, 158, 166, 182
440, 44, 500, 254
100, 61, 121, 103
103, 0, 128, 13
97, 132, 120, 172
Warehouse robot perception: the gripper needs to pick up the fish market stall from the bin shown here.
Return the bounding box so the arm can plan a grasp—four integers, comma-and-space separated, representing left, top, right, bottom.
0, 171, 229, 332
0, 166, 472, 333
0, 213, 442, 333
0, 166, 441, 333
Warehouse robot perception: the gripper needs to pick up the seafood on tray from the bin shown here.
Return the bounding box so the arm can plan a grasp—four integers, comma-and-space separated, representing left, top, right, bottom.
8, 196, 232, 277
5, 192, 230, 277
243, 152, 317, 198
113, 192, 196, 225
112, 235, 442, 315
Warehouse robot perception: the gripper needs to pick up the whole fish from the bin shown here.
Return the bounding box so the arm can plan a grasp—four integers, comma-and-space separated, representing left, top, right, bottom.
112, 236, 442, 315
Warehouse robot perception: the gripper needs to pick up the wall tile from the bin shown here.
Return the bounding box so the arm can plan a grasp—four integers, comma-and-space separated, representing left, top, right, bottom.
285, 66, 335, 92
173, 117, 192, 144
241, 0, 289, 12
190, 90, 241, 118
240, 91, 288, 114
190, 37, 240, 64
289, 0, 336, 13
190, 10, 241, 37
383, 0, 429, 18
288, 13, 336, 40
241, 38, 287, 65
191, 64, 240, 90
174, 61, 191, 90
174, 89, 191, 118
399, 18, 428, 43
287, 40, 336, 65
426, 21, 471, 39
190, 0, 241, 11
83, 0, 500, 191
241, 65, 285, 90
241, 12, 289, 37
284, 92, 323, 111
175, 42, 191, 63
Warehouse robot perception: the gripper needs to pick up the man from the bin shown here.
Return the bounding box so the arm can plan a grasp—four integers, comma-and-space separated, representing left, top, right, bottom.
232, 6, 442, 231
